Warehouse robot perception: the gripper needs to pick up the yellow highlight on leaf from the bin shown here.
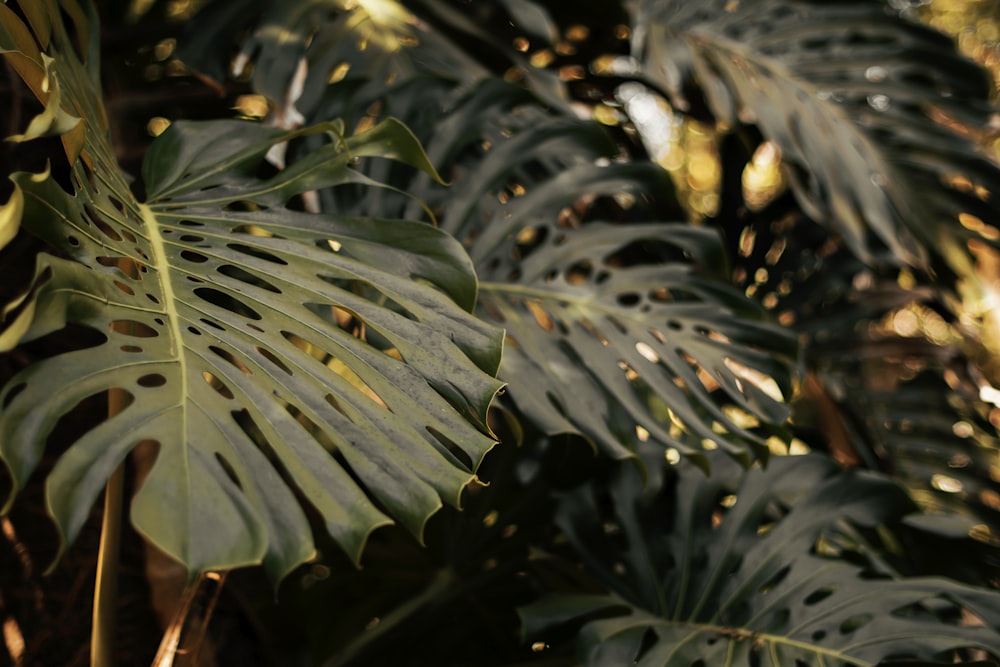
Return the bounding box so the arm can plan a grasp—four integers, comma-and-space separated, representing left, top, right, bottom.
0, 184, 23, 251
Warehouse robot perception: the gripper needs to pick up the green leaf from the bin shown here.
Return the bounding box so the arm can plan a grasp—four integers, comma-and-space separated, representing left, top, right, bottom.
633, 0, 1000, 281
522, 452, 1000, 666
0, 1, 504, 582
416, 82, 797, 467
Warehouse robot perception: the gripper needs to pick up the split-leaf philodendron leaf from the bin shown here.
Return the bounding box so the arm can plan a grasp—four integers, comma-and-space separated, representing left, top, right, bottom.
0, 0, 504, 581
418, 82, 798, 468
522, 452, 1000, 666
632, 0, 1000, 283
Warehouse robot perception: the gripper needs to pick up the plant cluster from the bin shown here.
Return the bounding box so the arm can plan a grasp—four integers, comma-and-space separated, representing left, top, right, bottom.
3, 0, 1000, 665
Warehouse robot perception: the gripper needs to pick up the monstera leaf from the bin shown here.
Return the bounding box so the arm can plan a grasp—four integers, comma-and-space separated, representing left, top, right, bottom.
522, 452, 1000, 665
631, 0, 1000, 280
411, 81, 797, 467
0, 0, 504, 580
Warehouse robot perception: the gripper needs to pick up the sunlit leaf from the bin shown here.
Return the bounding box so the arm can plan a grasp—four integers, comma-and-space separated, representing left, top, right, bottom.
0, 0, 504, 582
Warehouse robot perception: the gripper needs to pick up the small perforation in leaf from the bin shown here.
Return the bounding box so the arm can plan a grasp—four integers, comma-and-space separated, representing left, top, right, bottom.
110, 321, 159, 337
120, 345, 143, 353
839, 613, 873, 634
218, 265, 281, 293
514, 225, 548, 259
188, 326, 201, 336
209, 346, 252, 375
83, 205, 123, 242
146, 293, 160, 304
202, 371, 235, 399
181, 250, 209, 263
113, 280, 134, 296
256, 346, 292, 375
617, 292, 640, 307
200, 318, 224, 332
804, 587, 835, 606
97, 256, 141, 279
214, 453, 242, 489
137, 374, 167, 388
120, 228, 137, 243
179, 220, 204, 227
759, 565, 790, 593
67, 236, 80, 247
194, 287, 262, 320
227, 243, 287, 266
284, 403, 337, 451
180, 235, 205, 243
325, 394, 351, 421
526, 300, 554, 331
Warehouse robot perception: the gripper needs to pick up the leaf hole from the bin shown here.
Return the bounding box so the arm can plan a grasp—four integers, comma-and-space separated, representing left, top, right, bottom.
514, 225, 548, 258
839, 613, 873, 634
617, 292, 640, 307
98, 256, 144, 279
110, 320, 159, 337
200, 318, 225, 332
325, 394, 351, 421
227, 243, 287, 265
146, 293, 160, 304
181, 250, 209, 263
120, 228, 137, 243
188, 326, 201, 335
179, 220, 204, 227
120, 345, 143, 353
209, 346, 252, 375
759, 565, 790, 594
180, 235, 205, 243
194, 287, 262, 320
811, 629, 826, 642
67, 235, 80, 247
84, 205, 123, 242
113, 280, 135, 296
137, 373, 167, 388
203, 371, 235, 399
218, 265, 281, 293
256, 346, 292, 375
214, 453, 242, 488
525, 300, 554, 331
566, 260, 593, 285
804, 587, 835, 606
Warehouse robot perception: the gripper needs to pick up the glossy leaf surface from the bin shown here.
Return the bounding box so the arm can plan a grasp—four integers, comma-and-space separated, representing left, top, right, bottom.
0, 1, 504, 581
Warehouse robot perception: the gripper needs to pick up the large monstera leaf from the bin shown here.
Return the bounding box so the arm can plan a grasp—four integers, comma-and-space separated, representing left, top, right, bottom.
0, 1, 504, 580
414, 81, 798, 467
632, 0, 1000, 280
522, 452, 1000, 666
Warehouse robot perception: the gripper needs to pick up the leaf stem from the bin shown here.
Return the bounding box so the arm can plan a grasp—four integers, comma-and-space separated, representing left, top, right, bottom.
326, 568, 455, 667
91, 462, 125, 667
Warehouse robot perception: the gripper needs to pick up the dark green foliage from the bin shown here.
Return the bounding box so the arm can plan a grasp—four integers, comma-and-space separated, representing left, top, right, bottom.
2, 0, 1000, 665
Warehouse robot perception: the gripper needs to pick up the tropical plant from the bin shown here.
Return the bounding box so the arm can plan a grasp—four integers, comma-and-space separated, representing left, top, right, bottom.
2, 0, 1000, 665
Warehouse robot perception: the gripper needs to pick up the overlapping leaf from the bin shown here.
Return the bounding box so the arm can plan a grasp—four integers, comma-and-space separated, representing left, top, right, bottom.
0, 0, 504, 580
709, 135, 1000, 533
522, 451, 1000, 666
414, 82, 797, 466
631, 0, 1000, 281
